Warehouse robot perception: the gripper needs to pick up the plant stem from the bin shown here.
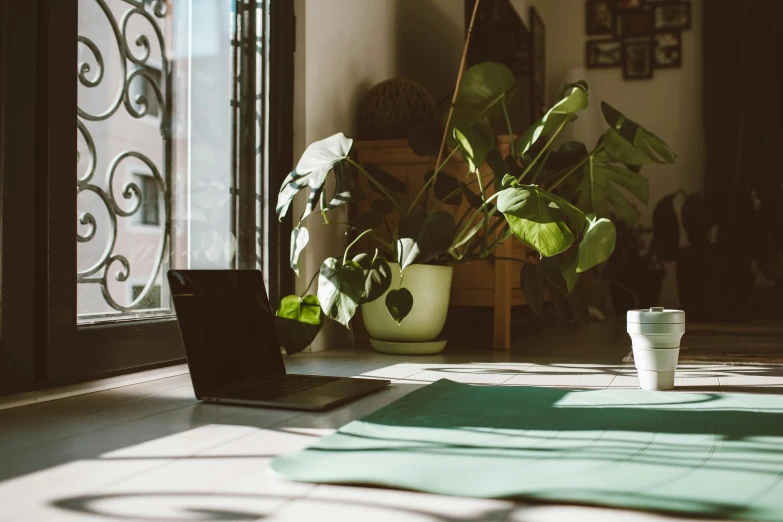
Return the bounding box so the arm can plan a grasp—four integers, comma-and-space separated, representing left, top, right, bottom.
453, 203, 475, 232
435, 0, 482, 173
548, 143, 604, 191
409, 146, 460, 211
519, 117, 569, 182
492, 255, 531, 265
310, 220, 349, 231
299, 270, 320, 297
431, 173, 493, 214
475, 170, 489, 254
531, 148, 552, 183
451, 199, 499, 251
343, 228, 374, 265
502, 99, 516, 159
346, 158, 407, 214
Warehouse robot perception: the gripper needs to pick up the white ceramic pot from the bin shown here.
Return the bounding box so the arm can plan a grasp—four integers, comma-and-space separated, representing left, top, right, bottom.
361, 263, 453, 352
627, 307, 685, 390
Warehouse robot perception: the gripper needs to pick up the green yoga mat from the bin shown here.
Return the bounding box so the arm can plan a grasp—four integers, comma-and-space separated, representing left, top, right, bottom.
271, 379, 783, 521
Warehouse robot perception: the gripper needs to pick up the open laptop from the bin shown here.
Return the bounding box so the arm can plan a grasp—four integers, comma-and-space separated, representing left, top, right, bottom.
167, 269, 390, 411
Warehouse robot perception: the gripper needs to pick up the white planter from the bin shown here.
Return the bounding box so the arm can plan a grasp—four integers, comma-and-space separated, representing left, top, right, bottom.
361, 263, 453, 354
627, 307, 685, 390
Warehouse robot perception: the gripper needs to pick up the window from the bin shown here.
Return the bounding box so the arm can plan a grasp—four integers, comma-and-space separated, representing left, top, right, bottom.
131, 284, 162, 309
129, 65, 162, 120
0, 0, 293, 390
135, 174, 161, 227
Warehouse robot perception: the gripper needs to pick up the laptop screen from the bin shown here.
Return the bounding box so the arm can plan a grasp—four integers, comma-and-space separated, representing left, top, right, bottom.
167, 270, 286, 397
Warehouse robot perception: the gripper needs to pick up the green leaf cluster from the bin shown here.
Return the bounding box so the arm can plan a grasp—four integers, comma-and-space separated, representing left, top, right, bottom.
273, 62, 676, 352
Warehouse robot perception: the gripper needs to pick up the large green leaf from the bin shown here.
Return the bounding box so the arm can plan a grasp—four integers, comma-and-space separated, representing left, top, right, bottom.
446, 63, 515, 148
543, 191, 587, 237
604, 128, 655, 166
321, 160, 354, 217
497, 186, 565, 222
275, 294, 323, 354
560, 249, 581, 294
485, 149, 508, 193
371, 198, 396, 216
353, 253, 392, 304
601, 101, 676, 164
363, 163, 406, 194
396, 208, 456, 270
278, 294, 322, 325
290, 226, 309, 277
277, 133, 353, 223
407, 120, 443, 157
651, 193, 682, 260
537, 141, 590, 184
461, 183, 484, 209
680, 193, 713, 248
575, 151, 649, 224
456, 62, 516, 117
576, 215, 616, 273
385, 288, 414, 324
497, 184, 585, 249
317, 258, 365, 327
351, 211, 383, 231
424, 170, 463, 206
454, 123, 493, 173
521, 263, 545, 319
498, 186, 576, 257
516, 84, 588, 157
503, 216, 574, 258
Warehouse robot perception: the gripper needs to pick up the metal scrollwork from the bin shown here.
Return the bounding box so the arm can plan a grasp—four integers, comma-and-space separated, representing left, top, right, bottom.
77, 0, 170, 314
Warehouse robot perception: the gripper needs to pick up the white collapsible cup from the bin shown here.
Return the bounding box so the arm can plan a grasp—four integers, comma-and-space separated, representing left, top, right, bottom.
627, 307, 685, 390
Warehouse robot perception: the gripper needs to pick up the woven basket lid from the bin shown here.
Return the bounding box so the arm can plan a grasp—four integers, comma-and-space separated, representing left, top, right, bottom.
627, 307, 685, 324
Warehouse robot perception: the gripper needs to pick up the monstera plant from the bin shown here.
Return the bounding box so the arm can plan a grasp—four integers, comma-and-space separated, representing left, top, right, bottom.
274, 62, 676, 354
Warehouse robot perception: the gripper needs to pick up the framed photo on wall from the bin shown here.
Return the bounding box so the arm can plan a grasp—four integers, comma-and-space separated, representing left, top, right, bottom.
623, 39, 654, 79
586, 0, 615, 36
653, 2, 691, 32
616, 0, 642, 9
654, 31, 682, 68
586, 38, 622, 68
619, 9, 654, 38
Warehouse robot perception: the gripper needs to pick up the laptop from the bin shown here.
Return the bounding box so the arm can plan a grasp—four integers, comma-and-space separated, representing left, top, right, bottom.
167, 269, 390, 411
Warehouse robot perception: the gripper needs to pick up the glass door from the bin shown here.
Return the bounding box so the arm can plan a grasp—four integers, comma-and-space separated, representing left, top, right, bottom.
41, 0, 282, 380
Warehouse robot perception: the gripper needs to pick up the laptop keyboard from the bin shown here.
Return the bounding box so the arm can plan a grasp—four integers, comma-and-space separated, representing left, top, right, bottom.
227, 374, 341, 400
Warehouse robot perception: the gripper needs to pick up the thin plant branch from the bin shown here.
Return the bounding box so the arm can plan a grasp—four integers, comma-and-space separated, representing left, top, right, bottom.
432, 0, 482, 191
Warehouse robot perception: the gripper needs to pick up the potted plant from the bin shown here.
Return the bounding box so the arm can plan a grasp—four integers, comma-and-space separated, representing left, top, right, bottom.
649, 116, 783, 321
273, 60, 677, 354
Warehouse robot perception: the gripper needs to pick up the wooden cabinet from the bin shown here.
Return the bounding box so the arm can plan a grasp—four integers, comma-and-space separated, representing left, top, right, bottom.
353, 136, 531, 350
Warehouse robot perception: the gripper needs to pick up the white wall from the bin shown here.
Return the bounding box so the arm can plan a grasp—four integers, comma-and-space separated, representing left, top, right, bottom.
293, 0, 399, 351
530, 0, 705, 306
291, 0, 701, 348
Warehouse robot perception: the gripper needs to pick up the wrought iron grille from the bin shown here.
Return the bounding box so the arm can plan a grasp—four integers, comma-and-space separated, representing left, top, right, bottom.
76, 0, 171, 315
76, 0, 268, 319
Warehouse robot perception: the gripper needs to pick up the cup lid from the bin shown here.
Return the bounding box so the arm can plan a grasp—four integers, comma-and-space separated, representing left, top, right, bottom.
627, 307, 685, 324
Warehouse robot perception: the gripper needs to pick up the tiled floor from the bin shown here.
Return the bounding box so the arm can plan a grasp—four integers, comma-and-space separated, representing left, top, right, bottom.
1, 346, 782, 522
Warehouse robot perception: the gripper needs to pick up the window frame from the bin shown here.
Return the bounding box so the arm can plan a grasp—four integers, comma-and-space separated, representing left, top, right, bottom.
0, 0, 294, 391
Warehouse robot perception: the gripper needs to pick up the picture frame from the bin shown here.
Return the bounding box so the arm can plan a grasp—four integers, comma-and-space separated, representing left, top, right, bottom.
530, 6, 546, 120
653, 31, 682, 68
619, 9, 654, 38
653, 2, 691, 32
586, 0, 615, 36
623, 39, 654, 80
586, 38, 622, 68
616, 0, 642, 9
